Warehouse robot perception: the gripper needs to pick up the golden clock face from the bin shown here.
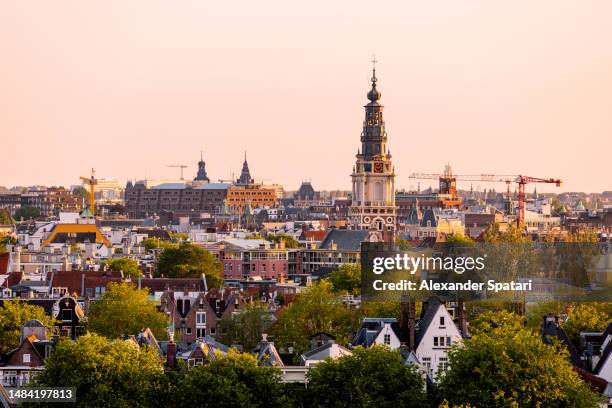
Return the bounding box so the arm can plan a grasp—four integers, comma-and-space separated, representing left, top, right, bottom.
373, 162, 384, 173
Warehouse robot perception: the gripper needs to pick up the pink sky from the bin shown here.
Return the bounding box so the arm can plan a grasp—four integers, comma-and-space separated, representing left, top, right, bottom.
1, 1, 611, 193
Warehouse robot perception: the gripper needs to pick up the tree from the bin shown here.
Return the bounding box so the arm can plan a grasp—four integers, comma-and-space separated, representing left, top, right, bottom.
142, 237, 177, 252
271, 281, 357, 358
0, 234, 17, 252
30, 333, 167, 408
0, 300, 55, 353
562, 303, 610, 346
437, 326, 600, 407
328, 264, 361, 295
173, 350, 291, 408
13, 206, 40, 220
217, 302, 273, 350
0, 209, 12, 225
444, 234, 474, 247
266, 233, 300, 248
105, 257, 142, 277
469, 310, 524, 336
483, 222, 530, 244
305, 346, 427, 408
395, 238, 413, 251
72, 186, 90, 207
87, 282, 169, 339
157, 242, 223, 287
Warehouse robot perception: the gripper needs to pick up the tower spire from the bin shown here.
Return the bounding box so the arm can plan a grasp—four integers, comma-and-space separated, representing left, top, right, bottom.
371, 54, 377, 84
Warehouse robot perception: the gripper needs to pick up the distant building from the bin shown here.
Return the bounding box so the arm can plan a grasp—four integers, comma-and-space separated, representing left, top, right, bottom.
80, 178, 124, 205
125, 182, 229, 218
193, 152, 210, 186
0, 187, 84, 218
236, 153, 254, 186
349, 66, 396, 241
402, 208, 465, 241
294, 182, 321, 208
300, 229, 367, 275
225, 185, 276, 214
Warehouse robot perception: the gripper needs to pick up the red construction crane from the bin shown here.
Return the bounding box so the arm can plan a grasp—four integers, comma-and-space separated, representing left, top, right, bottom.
409, 172, 562, 227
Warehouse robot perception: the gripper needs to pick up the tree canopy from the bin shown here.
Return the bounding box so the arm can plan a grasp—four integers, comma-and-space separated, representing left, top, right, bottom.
271, 280, 357, 359
469, 310, 524, 336
0, 300, 55, 353
105, 257, 142, 277
562, 303, 611, 346
157, 242, 223, 287
217, 302, 273, 350
87, 282, 169, 339
266, 233, 300, 248
173, 350, 291, 408
305, 346, 427, 408
328, 264, 361, 295
30, 333, 167, 408
142, 237, 177, 252
13, 206, 41, 221
437, 325, 600, 407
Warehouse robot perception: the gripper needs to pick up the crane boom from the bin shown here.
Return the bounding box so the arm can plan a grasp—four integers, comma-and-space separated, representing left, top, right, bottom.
79, 168, 97, 216
408, 172, 561, 227
167, 164, 188, 180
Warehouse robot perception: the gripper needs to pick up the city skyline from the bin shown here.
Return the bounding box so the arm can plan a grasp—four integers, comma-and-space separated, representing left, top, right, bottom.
1, 1, 611, 193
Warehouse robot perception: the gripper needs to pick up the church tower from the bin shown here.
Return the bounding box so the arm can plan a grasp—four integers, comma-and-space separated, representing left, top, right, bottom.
350, 62, 396, 240
236, 152, 254, 185
193, 152, 210, 186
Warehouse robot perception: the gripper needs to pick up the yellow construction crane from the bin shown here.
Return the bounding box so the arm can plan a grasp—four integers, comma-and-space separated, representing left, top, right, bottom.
79, 168, 97, 216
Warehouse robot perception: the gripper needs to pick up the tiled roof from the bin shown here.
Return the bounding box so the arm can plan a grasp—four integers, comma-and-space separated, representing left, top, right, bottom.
352, 318, 400, 348
194, 183, 231, 190
320, 230, 368, 251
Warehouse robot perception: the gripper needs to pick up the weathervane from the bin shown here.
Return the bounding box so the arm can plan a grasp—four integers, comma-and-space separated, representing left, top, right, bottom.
371, 54, 378, 83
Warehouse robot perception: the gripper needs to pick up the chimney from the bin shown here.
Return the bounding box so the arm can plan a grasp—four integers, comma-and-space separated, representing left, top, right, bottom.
81, 273, 85, 297
457, 298, 467, 337
408, 299, 416, 352
400, 295, 409, 344
166, 341, 177, 370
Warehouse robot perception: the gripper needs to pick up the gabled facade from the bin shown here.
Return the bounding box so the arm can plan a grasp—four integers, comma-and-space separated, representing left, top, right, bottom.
414, 298, 464, 379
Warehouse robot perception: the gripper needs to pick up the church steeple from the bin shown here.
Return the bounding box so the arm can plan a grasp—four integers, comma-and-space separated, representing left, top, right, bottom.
194, 151, 210, 183
360, 56, 388, 161
350, 59, 396, 240
236, 151, 254, 185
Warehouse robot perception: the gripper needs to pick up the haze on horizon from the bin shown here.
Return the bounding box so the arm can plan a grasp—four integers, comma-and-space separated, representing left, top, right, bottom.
1, 1, 611, 194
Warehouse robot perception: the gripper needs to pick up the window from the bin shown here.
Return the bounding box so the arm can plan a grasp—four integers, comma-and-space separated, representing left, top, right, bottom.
186, 328, 192, 335
439, 316, 445, 326
196, 328, 206, 338
60, 309, 73, 321
434, 336, 449, 347
196, 312, 206, 326
422, 357, 432, 374
438, 357, 449, 372
383, 334, 391, 345
23, 354, 31, 363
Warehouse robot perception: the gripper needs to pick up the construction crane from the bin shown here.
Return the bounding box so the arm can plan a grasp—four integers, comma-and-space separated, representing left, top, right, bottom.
79, 168, 97, 216
409, 171, 562, 227
167, 164, 188, 180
